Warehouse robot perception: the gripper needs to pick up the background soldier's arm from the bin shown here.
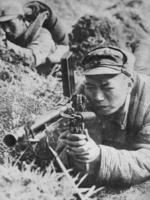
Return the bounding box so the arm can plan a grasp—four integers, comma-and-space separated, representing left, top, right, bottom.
5, 28, 55, 67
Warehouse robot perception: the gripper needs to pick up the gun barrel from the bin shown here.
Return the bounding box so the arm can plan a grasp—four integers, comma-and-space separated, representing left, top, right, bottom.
30, 105, 69, 132
3, 105, 70, 147
3, 127, 26, 147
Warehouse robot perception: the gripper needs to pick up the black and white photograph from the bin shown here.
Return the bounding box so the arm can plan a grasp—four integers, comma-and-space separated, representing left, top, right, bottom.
0, 0, 150, 199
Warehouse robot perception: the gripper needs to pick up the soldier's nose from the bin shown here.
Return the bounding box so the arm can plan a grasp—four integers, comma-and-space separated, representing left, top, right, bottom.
94, 88, 105, 101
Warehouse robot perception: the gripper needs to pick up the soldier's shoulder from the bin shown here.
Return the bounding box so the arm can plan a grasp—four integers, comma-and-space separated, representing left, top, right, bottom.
39, 27, 52, 36
134, 72, 150, 85
133, 72, 150, 103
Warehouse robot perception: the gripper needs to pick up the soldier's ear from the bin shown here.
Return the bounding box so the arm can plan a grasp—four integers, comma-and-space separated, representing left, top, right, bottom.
127, 79, 133, 94
128, 81, 132, 88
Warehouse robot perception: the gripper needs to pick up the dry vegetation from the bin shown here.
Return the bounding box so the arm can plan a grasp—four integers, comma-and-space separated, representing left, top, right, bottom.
0, 159, 100, 200
1, 0, 150, 199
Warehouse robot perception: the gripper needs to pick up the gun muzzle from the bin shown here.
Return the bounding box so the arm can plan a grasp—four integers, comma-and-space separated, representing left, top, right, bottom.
3, 127, 26, 147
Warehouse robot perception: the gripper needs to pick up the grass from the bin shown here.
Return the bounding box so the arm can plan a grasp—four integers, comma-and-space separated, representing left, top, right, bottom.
0, 160, 81, 200
96, 181, 150, 200
0, 156, 103, 200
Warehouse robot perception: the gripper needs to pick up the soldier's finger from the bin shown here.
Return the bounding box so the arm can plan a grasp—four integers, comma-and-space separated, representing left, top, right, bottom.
74, 156, 90, 163
65, 139, 86, 147
69, 153, 90, 163
67, 134, 87, 141
67, 148, 88, 156
67, 144, 89, 153
59, 131, 70, 139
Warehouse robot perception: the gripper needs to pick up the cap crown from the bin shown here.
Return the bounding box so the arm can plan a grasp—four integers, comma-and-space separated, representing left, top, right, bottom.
83, 46, 135, 77
0, 1, 24, 22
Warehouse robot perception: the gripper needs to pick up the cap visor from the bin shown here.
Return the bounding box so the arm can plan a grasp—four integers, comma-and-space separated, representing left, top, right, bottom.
0, 15, 17, 22
83, 67, 121, 75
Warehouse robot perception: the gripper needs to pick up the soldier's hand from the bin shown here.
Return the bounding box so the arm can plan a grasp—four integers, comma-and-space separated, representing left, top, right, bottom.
63, 133, 100, 163
49, 45, 69, 64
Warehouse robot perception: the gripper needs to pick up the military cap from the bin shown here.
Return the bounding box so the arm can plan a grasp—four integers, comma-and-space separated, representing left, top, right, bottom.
82, 46, 135, 78
0, 0, 24, 22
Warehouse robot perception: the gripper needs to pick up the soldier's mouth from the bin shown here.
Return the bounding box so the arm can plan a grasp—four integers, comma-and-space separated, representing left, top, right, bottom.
95, 104, 109, 109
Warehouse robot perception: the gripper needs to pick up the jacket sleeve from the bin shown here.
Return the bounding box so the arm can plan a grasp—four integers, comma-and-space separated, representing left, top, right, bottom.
6, 28, 55, 67
27, 28, 56, 66
95, 108, 150, 186
58, 126, 150, 186
97, 144, 150, 185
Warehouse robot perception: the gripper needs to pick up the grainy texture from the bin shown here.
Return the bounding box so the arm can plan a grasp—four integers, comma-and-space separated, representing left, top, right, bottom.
1, 0, 150, 199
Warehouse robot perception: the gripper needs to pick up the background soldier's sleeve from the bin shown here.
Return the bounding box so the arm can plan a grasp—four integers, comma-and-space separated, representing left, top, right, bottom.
6, 40, 35, 66
6, 28, 55, 67
26, 28, 56, 67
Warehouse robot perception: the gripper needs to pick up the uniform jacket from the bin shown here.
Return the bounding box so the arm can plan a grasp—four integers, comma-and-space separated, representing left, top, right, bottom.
59, 72, 150, 186
134, 39, 150, 75
5, 16, 55, 68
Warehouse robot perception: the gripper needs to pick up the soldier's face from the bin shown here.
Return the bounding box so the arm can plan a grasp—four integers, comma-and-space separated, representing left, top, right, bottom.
2, 16, 26, 40
84, 73, 130, 116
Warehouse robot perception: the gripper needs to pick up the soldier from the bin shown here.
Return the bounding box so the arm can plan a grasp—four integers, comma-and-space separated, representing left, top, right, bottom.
59, 46, 150, 186
0, 0, 69, 75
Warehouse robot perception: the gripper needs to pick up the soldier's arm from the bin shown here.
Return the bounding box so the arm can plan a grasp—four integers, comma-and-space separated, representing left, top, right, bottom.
26, 28, 56, 66
48, 45, 69, 64
64, 115, 150, 186
93, 113, 150, 186
5, 28, 55, 67
97, 143, 150, 186
5, 40, 35, 66
68, 133, 150, 186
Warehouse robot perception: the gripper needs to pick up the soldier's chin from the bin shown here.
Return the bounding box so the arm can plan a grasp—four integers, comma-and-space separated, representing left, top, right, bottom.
96, 106, 116, 116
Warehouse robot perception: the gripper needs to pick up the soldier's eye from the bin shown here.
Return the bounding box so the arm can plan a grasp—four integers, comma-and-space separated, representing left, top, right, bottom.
85, 83, 96, 89
101, 83, 113, 90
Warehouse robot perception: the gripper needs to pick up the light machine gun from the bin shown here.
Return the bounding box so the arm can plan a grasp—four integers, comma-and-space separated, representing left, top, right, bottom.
3, 101, 96, 148
3, 51, 96, 148
3, 51, 98, 200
